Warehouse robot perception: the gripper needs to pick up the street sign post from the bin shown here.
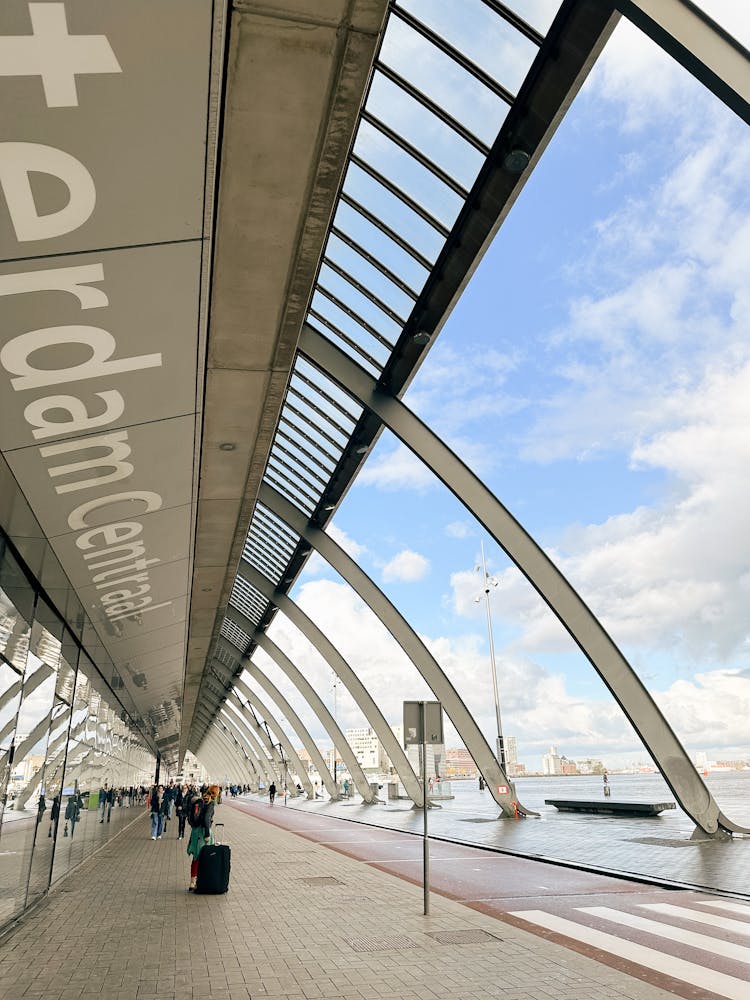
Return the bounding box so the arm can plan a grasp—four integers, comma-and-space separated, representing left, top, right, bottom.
404, 700, 443, 915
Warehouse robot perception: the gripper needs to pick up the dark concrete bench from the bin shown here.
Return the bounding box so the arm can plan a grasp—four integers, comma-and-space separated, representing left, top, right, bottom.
545, 799, 676, 816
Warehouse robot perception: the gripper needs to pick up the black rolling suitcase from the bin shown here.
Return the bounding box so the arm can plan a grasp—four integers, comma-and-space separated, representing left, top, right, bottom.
195, 823, 230, 894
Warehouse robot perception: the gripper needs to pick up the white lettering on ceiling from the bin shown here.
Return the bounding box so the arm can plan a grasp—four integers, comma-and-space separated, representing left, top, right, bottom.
0, 142, 96, 241
0, 325, 161, 391
0, 11, 176, 631
0, 3, 121, 108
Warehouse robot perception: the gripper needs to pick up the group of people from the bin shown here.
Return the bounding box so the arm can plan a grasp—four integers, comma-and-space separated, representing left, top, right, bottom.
147, 781, 221, 891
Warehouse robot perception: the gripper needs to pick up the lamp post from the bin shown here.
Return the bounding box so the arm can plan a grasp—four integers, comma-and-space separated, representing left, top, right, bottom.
332, 670, 339, 787
275, 742, 288, 806
475, 540, 507, 774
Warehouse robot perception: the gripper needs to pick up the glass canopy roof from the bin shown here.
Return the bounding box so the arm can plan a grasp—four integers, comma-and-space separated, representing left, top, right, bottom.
207, 0, 557, 739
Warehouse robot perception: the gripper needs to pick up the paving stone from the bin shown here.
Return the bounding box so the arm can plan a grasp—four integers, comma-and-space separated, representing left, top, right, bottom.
0, 805, 682, 1000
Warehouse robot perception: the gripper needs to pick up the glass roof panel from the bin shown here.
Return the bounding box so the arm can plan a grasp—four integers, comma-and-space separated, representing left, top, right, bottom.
318, 263, 403, 341
326, 232, 416, 317
308, 312, 384, 376
221, 618, 250, 651
293, 357, 365, 421
342, 162, 446, 262
353, 119, 465, 229
333, 200, 429, 290
509, 0, 560, 35
379, 16, 509, 144
399, 0, 540, 95
367, 71, 485, 184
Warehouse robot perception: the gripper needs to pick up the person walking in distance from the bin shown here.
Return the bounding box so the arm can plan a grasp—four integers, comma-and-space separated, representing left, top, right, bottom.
175, 783, 188, 840
186, 786, 216, 891
268, 781, 276, 806
150, 784, 165, 840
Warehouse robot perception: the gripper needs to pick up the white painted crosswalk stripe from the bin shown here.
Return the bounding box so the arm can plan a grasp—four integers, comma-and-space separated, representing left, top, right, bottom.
696, 900, 750, 917
579, 905, 750, 963
639, 902, 750, 936
509, 909, 750, 1000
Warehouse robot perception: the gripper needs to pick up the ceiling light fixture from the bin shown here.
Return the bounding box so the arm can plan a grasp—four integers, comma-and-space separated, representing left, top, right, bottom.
355, 445, 368, 455
219, 442, 236, 451
413, 330, 431, 344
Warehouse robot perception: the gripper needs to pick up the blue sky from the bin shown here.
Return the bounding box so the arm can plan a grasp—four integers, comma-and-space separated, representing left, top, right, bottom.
250, 3, 750, 778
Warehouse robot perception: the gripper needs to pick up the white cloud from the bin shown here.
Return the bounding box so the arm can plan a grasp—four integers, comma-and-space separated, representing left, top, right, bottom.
358, 442, 435, 492
239, 577, 749, 775
445, 520, 473, 539
382, 549, 430, 583
326, 523, 367, 561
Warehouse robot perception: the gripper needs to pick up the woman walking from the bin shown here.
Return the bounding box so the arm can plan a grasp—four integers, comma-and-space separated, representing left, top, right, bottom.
186, 785, 216, 891
150, 784, 164, 840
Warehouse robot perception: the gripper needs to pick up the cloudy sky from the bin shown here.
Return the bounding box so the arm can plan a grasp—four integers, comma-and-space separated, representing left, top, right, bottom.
244, 2, 750, 781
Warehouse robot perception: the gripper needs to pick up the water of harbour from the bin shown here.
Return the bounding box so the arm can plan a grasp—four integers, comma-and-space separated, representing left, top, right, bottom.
280, 771, 750, 896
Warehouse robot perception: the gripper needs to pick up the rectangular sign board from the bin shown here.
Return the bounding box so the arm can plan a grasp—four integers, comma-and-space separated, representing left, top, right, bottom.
403, 701, 443, 746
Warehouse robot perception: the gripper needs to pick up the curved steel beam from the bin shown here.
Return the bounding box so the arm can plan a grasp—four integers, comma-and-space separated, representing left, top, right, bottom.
614, 0, 750, 126
228, 684, 313, 797
199, 733, 234, 783
216, 709, 275, 785
233, 652, 339, 799
218, 628, 366, 801
205, 725, 256, 786
261, 482, 531, 817
300, 324, 743, 836
237, 560, 423, 805
222, 695, 288, 783
219, 716, 267, 790
219, 707, 281, 782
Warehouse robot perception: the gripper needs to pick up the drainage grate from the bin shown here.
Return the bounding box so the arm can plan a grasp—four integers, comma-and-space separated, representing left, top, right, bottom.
346, 934, 420, 953
427, 929, 503, 945
298, 876, 344, 886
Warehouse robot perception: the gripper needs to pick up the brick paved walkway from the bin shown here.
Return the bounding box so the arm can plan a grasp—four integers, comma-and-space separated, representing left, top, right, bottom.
0, 804, 676, 1000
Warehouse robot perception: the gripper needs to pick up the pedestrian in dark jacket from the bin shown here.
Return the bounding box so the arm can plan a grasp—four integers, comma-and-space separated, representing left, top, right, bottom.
150, 784, 165, 839
49, 794, 60, 838
175, 784, 188, 840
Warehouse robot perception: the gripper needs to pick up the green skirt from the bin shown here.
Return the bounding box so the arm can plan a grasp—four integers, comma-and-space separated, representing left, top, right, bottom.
186, 825, 213, 859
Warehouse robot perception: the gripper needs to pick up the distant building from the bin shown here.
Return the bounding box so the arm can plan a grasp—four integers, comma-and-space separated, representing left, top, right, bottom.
445, 747, 478, 777
505, 735, 518, 775
406, 741, 445, 780
576, 758, 605, 775
560, 756, 579, 775
345, 727, 385, 773
542, 745, 562, 775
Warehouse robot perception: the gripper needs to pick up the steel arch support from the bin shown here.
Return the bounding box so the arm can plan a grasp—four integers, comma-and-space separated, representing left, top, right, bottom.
205, 720, 254, 783
205, 726, 254, 786
221, 696, 288, 784
614, 0, 750, 125
228, 685, 313, 798
260, 482, 529, 817
199, 734, 232, 782
231, 648, 339, 799
219, 704, 277, 781
300, 325, 742, 836
219, 719, 265, 789
217, 710, 275, 784
218, 628, 367, 801
237, 561, 423, 805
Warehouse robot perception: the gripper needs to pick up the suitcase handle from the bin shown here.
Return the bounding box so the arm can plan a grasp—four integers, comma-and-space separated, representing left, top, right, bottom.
214, 822, 225, 846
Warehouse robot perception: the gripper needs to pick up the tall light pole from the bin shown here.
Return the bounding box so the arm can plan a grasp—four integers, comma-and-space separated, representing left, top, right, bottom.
332, 670, 339, 786
475, 540, 507, 774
